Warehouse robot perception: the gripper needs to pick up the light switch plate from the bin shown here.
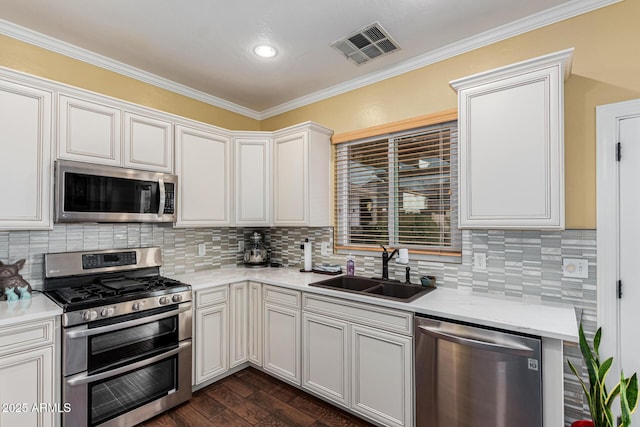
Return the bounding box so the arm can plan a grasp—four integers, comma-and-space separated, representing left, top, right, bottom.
321, 242, 330, 256
562, 258, 589, 278
198, 243, 206, 257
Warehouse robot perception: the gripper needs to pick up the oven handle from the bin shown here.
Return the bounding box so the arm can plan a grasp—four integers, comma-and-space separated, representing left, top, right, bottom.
66, 303, 191, 339
66, 340, 191, 387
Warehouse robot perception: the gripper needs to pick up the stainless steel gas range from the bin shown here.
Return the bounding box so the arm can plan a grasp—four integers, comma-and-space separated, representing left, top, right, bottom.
43, 247, 192, 427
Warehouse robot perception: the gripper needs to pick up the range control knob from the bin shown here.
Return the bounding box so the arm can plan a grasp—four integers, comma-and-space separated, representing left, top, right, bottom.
82, 310, 97, 321
100, 307, 115, 317
172, 294, 183, 303
159, 296, 170, 305
132, 302, 141, 311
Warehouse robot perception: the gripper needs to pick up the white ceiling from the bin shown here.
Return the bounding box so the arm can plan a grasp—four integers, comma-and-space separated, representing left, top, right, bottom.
0, 0, 617, 118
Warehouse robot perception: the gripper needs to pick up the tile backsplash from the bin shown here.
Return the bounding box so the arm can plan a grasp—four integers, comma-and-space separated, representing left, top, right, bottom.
0, 224, 595, 425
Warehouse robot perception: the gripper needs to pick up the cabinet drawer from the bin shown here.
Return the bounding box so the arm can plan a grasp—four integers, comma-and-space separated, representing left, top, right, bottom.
263, 285, 301, 309
303, 293, 413, 336
196, 286, 229, 308
0, 319, 55, 356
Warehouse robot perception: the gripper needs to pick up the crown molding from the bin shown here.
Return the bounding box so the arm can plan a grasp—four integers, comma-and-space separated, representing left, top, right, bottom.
0, 19, 262, 120
0, 0, 621, 121
259, 0, 621, 119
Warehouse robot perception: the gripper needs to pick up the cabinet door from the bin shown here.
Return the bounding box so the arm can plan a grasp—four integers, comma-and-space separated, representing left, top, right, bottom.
235, 136, 271, 225
0, 346, 55, 427
0, 79, 52, 230
175, 124, 233, 227
194, 303, 228, 384
263, 302, 301, 385
302, 312, 350, 408
124, 111, 173, 172
58, 94, 122, 166
248, 282, 263, 366
273, 130, 308, 225
351, 325, 412, 427
453, 51, 570, 229
229, 282, 248, 368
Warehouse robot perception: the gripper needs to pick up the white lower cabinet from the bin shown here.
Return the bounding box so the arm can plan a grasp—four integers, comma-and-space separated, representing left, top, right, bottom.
248, 281, 263, 366
302, 312, 350, 408
193, 286, 229, 385
350, 325, 412, 427
192, 283, 413, 426
229, 282, 249, 368
302, 293, 414, 427
262, 285, 301, 385
0, 318, 57, 427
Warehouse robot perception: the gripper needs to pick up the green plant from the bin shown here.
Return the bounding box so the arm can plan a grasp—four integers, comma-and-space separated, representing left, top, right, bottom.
568, 324, 639, 426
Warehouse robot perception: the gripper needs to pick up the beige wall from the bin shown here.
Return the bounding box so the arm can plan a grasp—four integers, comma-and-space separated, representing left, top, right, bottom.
3, 0, 640, 228
262, 0, 640, 229
0, 35, 260, 131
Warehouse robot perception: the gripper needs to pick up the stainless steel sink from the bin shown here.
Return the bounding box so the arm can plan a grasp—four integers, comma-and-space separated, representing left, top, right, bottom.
309, 275, 436, 302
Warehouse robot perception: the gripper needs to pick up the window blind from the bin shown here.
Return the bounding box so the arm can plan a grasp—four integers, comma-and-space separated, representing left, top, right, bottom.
334, 120, 460, 256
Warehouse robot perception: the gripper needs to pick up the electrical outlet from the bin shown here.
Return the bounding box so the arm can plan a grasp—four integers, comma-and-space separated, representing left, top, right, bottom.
473, 253, 487, 270
321, 242, 330, 256
563, 258, 588, 278
198, 243, 206, 257
238, 241, 245, 252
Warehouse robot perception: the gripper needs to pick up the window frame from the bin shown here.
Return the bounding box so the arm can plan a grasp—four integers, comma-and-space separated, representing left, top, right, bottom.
332, 109, 461, 260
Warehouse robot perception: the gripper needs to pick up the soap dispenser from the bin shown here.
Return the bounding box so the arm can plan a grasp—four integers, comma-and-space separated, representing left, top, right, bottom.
346, 254, 355, 276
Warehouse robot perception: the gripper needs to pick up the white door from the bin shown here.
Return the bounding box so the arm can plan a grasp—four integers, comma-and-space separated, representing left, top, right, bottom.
618, 113, 640, 424
597, 99, 640, 426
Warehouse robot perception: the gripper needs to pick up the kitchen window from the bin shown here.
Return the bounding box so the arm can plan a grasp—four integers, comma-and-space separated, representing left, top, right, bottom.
334, 112, 461, 259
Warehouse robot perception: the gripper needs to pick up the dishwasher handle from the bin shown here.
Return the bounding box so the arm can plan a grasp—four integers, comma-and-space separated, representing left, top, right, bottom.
417, 324, 536, 356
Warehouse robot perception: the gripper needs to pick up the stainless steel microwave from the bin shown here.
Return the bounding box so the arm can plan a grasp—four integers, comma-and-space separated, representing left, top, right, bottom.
54, 160, 177, 223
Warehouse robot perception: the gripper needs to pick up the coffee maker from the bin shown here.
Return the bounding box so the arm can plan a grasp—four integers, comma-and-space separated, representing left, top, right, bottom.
243, 231, 270, 268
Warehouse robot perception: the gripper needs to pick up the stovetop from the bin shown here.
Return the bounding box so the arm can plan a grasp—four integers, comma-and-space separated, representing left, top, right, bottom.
45, 275, 190, 311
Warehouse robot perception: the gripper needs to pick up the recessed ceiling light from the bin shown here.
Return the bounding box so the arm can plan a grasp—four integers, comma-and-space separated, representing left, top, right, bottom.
254, 44, 277, 58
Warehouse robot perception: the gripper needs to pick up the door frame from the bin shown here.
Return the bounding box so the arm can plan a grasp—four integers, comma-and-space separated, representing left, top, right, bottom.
596, 98, 640, 369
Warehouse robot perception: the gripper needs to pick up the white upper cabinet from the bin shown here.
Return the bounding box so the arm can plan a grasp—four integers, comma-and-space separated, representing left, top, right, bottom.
233, 133, 271, 226
175, 123, 233, 227
450, 48, 573, 229
272, 122, 333, 226
58, 94, 122, 166
59, 91, 175, 172
124, 111, 173, 172
0, 75, 53, 230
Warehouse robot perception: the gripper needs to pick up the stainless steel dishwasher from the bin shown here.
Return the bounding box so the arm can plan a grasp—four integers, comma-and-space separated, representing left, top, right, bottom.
415, 316, 542, 427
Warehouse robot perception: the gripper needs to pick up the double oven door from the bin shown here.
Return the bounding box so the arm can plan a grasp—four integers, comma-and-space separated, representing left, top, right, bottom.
62, 302, 192, 427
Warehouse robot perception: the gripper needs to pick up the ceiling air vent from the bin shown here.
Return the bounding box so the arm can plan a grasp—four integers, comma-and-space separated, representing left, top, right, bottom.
331, 22, 400, 65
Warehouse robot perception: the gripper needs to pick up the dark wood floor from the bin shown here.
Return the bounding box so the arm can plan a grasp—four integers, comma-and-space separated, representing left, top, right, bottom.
140, 367, 374, 427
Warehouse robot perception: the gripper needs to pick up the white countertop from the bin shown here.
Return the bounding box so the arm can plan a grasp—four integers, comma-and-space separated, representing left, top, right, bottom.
0, 293, 62, 328
170, 266, 579, 342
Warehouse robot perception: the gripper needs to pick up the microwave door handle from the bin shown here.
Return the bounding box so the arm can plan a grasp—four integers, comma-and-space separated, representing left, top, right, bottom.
158, 178, 166, 218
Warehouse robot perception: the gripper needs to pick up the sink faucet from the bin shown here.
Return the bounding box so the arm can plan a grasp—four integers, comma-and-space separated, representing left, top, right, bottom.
380, 245, 399, 280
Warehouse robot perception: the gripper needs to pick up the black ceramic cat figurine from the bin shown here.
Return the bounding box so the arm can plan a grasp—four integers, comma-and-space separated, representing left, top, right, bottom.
0, 259, 32, 301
